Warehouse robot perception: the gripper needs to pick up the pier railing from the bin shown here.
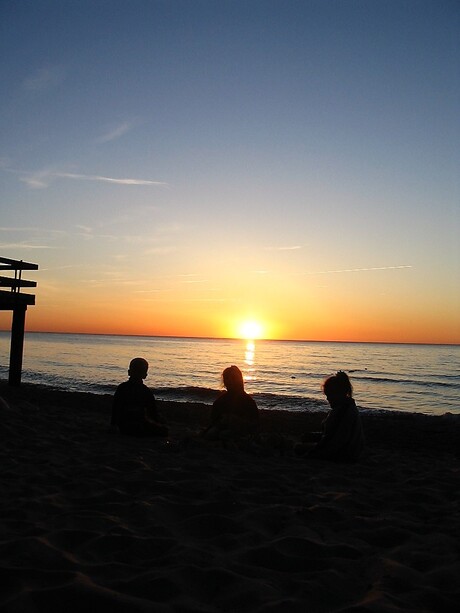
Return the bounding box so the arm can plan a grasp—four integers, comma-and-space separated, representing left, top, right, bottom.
0, 256, 38, 386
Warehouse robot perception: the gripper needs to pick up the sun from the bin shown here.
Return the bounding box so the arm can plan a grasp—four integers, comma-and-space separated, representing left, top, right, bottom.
237, 320, 264, 340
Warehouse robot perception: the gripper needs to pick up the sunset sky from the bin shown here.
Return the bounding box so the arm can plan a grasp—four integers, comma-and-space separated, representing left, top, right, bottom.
1, 1, 459, 344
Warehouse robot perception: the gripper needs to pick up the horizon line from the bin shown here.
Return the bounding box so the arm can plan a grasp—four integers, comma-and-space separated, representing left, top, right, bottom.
0, 328, 458, 347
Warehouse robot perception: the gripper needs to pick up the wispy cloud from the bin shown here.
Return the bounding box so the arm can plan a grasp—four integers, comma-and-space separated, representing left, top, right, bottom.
143, 297, 227, 303
0, 226, 65, 250
96, 122, 133, 143
0, 226, 67, 236
304, 265, 413, 275
0, 224, 121, 245
74, 225, 118, 241
1, 163, 166, 188
0, 241, 57, 250
1, 165, 166, 189
21, 172, 50, 189
22, 65, 65, 91
21, 170, 167, 188
39, 264, 79, 272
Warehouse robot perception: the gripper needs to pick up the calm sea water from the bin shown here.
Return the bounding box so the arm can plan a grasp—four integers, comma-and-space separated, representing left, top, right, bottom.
0, 332, 459, 416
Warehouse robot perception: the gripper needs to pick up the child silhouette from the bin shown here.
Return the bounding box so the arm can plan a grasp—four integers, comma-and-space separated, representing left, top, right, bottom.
111, 357, 168, 437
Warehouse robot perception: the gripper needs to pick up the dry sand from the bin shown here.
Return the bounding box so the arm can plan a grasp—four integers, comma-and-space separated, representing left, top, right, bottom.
0, 383, 459, 612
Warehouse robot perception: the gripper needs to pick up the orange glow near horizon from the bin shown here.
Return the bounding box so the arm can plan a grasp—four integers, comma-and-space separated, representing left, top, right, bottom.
0, 285, 459, 345
1, 306, 459, 345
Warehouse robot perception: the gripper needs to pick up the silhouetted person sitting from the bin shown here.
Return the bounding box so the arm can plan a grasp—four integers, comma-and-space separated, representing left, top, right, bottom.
111, 357, 168, 437
202, 365, 259, 441
298, 371, 364, 462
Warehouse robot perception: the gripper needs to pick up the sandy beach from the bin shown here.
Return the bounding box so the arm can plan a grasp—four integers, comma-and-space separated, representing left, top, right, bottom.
0, 382, 459, 612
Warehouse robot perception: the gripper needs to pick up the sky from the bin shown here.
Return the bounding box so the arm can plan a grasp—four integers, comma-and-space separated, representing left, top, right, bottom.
1, 0, 459, 344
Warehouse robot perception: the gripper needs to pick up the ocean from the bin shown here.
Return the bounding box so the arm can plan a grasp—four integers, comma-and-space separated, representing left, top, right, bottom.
1, 332, 459, 416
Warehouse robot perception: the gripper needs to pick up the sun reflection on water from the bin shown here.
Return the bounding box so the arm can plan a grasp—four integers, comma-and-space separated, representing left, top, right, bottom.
244, 340, 257, 383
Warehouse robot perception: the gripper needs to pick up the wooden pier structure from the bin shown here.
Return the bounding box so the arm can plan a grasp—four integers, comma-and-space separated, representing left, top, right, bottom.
0, 256, 38, 386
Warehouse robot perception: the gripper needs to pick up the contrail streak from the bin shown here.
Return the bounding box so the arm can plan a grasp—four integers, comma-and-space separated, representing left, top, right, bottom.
305, 265, 412, 275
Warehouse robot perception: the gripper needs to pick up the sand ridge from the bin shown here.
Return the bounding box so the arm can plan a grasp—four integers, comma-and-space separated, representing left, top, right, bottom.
0, 383, 459, 612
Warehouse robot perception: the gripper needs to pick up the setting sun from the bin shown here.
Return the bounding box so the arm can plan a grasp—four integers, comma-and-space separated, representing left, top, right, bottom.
237, 320, 264, 340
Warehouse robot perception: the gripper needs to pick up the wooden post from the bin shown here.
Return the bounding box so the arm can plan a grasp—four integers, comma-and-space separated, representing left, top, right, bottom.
8, 305, 27, 386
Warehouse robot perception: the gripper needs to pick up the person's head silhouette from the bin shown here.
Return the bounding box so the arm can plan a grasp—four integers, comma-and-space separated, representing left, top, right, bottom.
322, 371, 353, 407
128, 357, 149, 380
222, 365, 245, 393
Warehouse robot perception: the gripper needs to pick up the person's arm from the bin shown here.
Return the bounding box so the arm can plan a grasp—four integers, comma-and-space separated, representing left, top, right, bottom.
320, 409, 341, 440
202, 394, 225, 432
241, 396, 259, 429
308, 409, 342, 457
309, 402, 362, 460
143, 386, 165, 424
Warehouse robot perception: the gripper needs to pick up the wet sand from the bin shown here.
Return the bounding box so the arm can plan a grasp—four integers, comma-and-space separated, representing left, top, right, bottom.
0, 383, 459, 612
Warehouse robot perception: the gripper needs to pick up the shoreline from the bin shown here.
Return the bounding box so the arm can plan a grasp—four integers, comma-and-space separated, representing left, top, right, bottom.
1, 383, 459, 612
4, 380, 458, 436
2, 378, 458, 419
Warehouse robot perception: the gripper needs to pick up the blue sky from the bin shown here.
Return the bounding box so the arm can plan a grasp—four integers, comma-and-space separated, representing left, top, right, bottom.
1, 1, 459, 342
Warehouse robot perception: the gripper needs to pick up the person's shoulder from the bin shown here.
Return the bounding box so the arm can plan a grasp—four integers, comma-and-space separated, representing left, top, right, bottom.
139, 382, 156, 399
350, 399, 362, 420
213, 391, 228, 403
142, 382, 155, 394
242, 392, 259, 411
115, 380, 130, 392
347, 398, 359, 412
